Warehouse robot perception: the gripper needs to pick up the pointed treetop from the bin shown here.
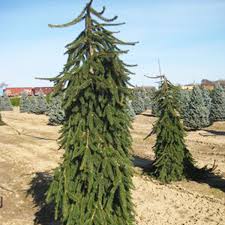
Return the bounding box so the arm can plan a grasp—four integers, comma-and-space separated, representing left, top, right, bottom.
48, 0, 121, 29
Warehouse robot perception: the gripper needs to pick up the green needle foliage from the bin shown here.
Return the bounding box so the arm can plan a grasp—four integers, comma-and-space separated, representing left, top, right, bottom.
149, 78, 195, 183
45, 1, 136, 224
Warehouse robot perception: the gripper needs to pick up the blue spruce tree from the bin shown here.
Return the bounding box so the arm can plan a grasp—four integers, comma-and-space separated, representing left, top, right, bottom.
20, 92, 32, 113
0, 93, 13, 111
184, 86, 210, 130
131, 90, 145, 115
48, 95, 65, 125
210, 84, 225, 122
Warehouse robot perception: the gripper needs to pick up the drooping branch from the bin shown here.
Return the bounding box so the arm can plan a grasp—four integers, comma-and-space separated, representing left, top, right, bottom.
48, 6, 87, 28
96, 6, 106, 15
90, 8, 118, 22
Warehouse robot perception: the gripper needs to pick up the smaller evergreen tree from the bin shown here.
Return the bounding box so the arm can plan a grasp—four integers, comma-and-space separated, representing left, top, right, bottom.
201, 88, 212, 124
0, 94, 13, 111
127, 99, 135, 119
137, 87, 152, 110
149, 77, 195, 183
48, 95, 65, 125
30, 96, 38, 114
20, 92, 32, 113
184, 86, 210, 130
144, 87, 155, 110
36, 92, 48, 114
144, 96, 152, 110
151, 94, 160, 116
178, 89, 191, 118
201, 88, 212, 109
210, 84, 225, 122
131, 91, 145, 115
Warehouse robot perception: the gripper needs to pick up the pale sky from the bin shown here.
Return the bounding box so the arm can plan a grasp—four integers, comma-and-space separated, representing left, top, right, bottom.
0, 0, 225, 87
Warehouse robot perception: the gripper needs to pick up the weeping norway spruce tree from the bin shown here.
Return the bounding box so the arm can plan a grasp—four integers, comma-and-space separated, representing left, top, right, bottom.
46, 1, 136, 224
149, 77, 195, 183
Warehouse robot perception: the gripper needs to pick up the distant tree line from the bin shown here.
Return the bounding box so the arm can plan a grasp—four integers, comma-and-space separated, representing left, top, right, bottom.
1, 84, 225, 130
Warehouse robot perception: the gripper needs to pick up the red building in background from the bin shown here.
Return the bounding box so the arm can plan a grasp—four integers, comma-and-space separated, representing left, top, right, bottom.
4, 87, 53, 97
33, 87, 53, 96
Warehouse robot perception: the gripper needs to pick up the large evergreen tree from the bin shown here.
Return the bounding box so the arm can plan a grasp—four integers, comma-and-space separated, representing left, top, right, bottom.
210, 84, 225, 122
183, 86, 210, 130
45, 1, 136, 224
149, 77, 195, 183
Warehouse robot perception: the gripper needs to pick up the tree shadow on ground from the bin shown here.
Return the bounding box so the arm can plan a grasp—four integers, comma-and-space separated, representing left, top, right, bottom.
133, 155, 154, 172
141, 113, 155, 118
27, 172, 60, 225
202, 129, 225, 136
133, 155, 225, 193
189, 167, 225, 193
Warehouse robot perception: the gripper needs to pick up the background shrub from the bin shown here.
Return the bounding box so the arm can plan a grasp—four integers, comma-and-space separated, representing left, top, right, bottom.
10, 97, 20, 107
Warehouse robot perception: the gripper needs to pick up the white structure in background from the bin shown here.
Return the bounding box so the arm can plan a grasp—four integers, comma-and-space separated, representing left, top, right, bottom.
0, 83, 8, 96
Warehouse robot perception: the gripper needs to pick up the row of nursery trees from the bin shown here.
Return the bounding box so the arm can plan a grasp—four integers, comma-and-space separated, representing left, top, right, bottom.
180, 85, 225, 129
1, 75, 225, 131
0, 92, 65, 126
1, 83, 225, 130
10, 84, 225, 128
129, 84, 225, 131
0, 1, 221, 224
19, 92, 65, 125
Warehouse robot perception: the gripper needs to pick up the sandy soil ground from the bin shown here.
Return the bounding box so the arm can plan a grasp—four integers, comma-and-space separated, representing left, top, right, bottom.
0, 109, 224, 225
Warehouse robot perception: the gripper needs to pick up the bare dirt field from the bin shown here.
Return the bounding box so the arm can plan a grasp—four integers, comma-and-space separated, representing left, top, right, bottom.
0, 109, 224, 225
